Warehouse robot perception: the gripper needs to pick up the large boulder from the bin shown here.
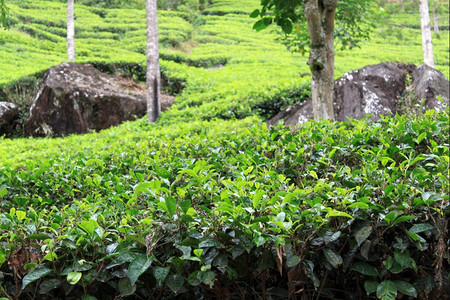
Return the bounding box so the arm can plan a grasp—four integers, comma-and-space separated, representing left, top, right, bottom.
0, 102, 19, 137
269, 62, 447, 126
412, 64, 449, 111
24, 63, 173, 137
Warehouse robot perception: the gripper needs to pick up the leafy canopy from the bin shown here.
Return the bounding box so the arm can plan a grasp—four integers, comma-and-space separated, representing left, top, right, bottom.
251, 0, 381, 52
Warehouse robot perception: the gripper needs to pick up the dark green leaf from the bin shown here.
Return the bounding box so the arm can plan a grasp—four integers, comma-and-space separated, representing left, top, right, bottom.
409, 223, 434, 234
323, 248, 343, 268
394, 280, 417, 297
355, 225, 372, 247
179, 200, 191, 214
250, 9, 260, 18
38, 279, 61, 294
364, 280, 378, 295
286, 255, 301, 268
128, 255, 152, 285
22, 267, 51, 289
394, 250, 411, 267
384, 185, 396, 196
351, 262, 378, 277
187, 271, 202, 286
118, 278, 136, 296
26, 234, 52, 240
166, 274, 184, 292
201, 271, 216, 287
153, 267, 170, 285
377, 280, 397, 300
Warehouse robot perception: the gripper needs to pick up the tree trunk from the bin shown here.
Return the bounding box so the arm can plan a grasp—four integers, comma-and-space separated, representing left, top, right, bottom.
146, 0, 161, 123
419, 0, 434, 67
304, 0, 336, 121
399, 0, 404, 11
432, 6, 439, 33
67, 0, 75, 62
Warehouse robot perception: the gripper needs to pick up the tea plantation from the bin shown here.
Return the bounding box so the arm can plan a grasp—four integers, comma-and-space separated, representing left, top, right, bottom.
0, 0, 449, 299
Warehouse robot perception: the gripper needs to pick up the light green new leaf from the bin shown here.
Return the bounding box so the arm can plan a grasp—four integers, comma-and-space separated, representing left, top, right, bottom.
78, 220, 98, 236
165, 197, 177, 217
128, 255, 152, 286
22, 267, 51, 289
67, 271, 82, 285
377, 280, 397, 300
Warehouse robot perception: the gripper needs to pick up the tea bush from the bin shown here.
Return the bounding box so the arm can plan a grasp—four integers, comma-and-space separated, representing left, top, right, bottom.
0, 0, 449, 298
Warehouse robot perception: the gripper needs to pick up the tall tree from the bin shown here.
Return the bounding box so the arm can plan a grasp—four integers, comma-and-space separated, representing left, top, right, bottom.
419, 0, 434, 67
67, 0, 75, 62
0, 0, 8, 28
253, 0, 377, 121
145, 0, 161, 123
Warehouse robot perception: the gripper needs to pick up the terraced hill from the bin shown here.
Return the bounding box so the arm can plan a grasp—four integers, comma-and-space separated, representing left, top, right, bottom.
0, 1, 449, 299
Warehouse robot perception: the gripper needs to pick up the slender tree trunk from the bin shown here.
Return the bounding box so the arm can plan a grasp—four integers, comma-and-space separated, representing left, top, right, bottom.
432, 6, 439, 33
146, 0, 161, 123
304, 0, 336, 121
399, 0, 404, 11
419, 0, 434, 67
67, 0, 75, 62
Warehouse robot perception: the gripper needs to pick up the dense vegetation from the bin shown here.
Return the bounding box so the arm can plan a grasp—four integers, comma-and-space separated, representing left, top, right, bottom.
0, 0, 449, 299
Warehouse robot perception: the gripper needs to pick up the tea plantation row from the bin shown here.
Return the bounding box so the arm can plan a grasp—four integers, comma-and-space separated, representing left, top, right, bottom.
0, 0, 449, 299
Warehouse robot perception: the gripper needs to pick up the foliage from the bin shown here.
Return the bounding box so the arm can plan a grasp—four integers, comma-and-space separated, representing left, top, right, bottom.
251, 0, 381, 52
0, 109, 449, 299
0, 0, 449, 298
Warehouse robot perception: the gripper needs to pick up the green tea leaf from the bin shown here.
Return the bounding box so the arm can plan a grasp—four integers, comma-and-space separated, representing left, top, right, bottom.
394, 280, 417, 297
323, 248, 343, 268
118, 278, 136, 296
38, 279, 61, 294
179, 200, 191, 214
26, 234, 52, 240
67, 271, 82, 285
78, 220, 98, 236
128, 255, 152, 285
286, 255, 301, 268
364, 280, 378, 295
201, 271, 216, 287
153, 267, 170, 285
22, 267, 51, 289
351, 262, 378, 277
355, 225, 372, 247
377, 280, 397, 300
409, 223, 434, 234
166, 274, 184, 292
165, 197, 177, 217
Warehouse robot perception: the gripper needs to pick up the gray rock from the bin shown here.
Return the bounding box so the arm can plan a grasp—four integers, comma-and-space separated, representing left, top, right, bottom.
269, 62, 448, 126
412, 64, 449, 111
24, 63, 173, 137
0, 102, 19, 136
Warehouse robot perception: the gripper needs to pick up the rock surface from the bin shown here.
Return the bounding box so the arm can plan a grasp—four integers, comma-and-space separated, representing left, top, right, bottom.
25, 63, 174, 137
269, 62, 449, 126
0, 102, 19, 136
412, 64, 449, 111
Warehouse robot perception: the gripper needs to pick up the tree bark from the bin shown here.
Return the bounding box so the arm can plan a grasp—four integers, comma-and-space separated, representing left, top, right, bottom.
146, 0, 161, 123
419, 0, 434, 67
304, 0, 336, 121
67, 0, 75, 62
432, 6, 439, 33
